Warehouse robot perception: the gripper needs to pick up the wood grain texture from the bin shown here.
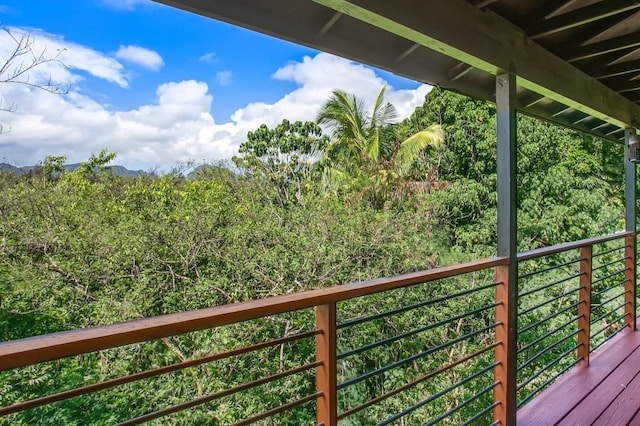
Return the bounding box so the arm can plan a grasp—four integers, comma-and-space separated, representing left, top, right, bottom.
517, 324, 640, 425
591, 360, 640, 426
563, 339, 640, 425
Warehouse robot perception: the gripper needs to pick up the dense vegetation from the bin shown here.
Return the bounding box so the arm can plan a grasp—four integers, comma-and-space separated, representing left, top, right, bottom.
0, 87, 628, 424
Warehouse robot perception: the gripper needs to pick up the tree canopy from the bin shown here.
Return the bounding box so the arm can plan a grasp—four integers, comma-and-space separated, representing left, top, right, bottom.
0, 86, 629, 425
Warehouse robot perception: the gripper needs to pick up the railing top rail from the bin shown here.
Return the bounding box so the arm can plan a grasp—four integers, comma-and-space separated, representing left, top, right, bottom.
0, 256, 507, 371
517, 231, 633, 262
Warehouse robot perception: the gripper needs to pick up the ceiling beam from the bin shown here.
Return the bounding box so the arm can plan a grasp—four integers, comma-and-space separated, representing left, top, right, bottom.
554, 10, 638, 54
608, 78, 640, 93
567, 32, 640, 62
587, 59, 640, 79
314, 0, 640, 129
528, 0, 640, 39
472, 0, 499, 9
524, 0, 577, 26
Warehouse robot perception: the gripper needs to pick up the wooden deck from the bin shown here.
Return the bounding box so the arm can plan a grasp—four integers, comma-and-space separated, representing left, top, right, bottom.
518, 324, 640, 426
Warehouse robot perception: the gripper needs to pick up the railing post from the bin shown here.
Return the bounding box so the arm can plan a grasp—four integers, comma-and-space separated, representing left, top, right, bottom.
316, 303, 337, 426
625, 234, 636, 330
625, 128, 637, 331
495, 264, 516, 425
578, 245, 592, 365
494, 69, 518, 425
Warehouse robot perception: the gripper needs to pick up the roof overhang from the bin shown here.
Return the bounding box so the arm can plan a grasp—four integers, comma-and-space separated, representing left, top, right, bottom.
153, 0, 640, 142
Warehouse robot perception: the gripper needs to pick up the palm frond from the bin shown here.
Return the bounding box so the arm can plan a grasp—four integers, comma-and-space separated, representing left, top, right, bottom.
370, 86, 398, 127
394, 124, 444, 176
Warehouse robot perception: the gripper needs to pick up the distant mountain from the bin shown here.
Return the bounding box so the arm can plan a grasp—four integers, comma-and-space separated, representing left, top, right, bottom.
0, 163, 148, 177
0, 163, 24, 174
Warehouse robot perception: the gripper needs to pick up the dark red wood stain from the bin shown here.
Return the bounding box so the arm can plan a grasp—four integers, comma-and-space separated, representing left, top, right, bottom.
518, 326, 640, 426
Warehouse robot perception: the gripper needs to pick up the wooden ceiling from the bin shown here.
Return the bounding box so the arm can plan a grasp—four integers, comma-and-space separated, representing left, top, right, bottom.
154, 0, 640, 142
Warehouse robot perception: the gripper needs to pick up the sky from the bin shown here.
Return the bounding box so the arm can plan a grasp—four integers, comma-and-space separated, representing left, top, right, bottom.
0, 0, 432, 170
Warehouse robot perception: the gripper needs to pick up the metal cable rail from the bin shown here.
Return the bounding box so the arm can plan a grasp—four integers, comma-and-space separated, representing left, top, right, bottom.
0, 231, 636, 425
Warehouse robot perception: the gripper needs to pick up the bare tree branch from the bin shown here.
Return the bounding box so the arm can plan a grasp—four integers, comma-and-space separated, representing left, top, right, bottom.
0, 26, 69, 133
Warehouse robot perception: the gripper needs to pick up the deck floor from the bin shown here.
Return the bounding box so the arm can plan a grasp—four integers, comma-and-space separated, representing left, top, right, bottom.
518, 324, 640, 426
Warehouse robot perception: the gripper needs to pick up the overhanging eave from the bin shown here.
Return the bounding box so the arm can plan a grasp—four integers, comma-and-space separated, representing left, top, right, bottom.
153, 0, 640, 140
316, 0, 640, 131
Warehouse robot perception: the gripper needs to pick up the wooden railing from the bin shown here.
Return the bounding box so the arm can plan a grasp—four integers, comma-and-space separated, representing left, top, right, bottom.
0, 232, 636, 425
515, 231, 636, 409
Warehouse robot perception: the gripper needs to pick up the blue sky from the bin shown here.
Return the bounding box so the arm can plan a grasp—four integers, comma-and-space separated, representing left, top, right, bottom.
0, 0, 430, 169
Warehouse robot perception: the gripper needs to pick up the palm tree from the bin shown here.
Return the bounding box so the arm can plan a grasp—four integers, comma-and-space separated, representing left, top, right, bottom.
316, 86, 444, 187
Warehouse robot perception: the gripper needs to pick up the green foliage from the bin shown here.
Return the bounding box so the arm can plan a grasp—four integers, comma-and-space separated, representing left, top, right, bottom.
0, 153, 442, 424
403, 88, 622, 254
233, 119, 328, 206
0, 87, 630, 424
76, 149, 117, 179
316, 86, 443, 205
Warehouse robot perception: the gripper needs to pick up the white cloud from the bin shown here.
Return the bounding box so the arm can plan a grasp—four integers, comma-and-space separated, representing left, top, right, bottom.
215, 70, 232, 86
115, 45, 164, 71
236, 53, 432, 128
0, 27, 129, 88
99, 0, 151, 11
199, 52, 218, 64
0, 51, 431, 169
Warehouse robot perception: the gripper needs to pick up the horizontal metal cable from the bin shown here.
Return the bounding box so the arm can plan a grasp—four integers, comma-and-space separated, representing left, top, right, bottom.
423, 381, 498, 426
338, 302, 498, 359
338, 281, 498, 329
592, 257, 625, 273
519, 300, 581, 334
517, 344, 580, 391
591, 280, 627, 298
115, 361, 321, 426
518, 329, 580, 371
591, 268, 627, 286
518, 315, 579, 354
591, 301, 629, 327
337, 343, 498, 420
0, 329, 319, 416
376, 362, 498, 426
232, 391, 321, 426
518, 257, 580, 280
519, 287, 580, 316
590, 323, 629, 353
338, 322, 499, 390
517, 233, 630, 262
517, 357, 581, 408
591, 290, 628, 309
460, 401, 500, 426
590, 312, 629, 340
519, 272, 582, 298
592, 244, 626, 258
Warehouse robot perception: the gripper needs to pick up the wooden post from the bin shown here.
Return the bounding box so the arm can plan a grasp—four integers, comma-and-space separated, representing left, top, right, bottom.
578, 246, 592, 365
494, 265, 515, 425
494, 69, 518, 426
625, 233, 636, 331
625, 129, 637, 331
316, 303, 337, 426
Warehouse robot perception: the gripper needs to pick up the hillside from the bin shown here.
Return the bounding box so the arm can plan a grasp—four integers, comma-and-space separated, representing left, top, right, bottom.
0, 162, 148, 177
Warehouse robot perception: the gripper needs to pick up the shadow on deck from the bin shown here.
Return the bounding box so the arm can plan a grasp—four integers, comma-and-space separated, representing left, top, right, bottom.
519, 321, 640, 425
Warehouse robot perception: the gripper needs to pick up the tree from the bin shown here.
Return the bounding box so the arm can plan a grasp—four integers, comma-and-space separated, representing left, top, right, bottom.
0, 26, 68, 133
40, 155, 67, 186
76, 149, 117, 180
233, 119, 328, 205
316, 86, 443, 201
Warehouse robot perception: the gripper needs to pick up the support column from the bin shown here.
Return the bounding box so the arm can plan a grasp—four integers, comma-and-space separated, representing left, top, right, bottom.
494, 70, 518, 425
625, 129, 637, 330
